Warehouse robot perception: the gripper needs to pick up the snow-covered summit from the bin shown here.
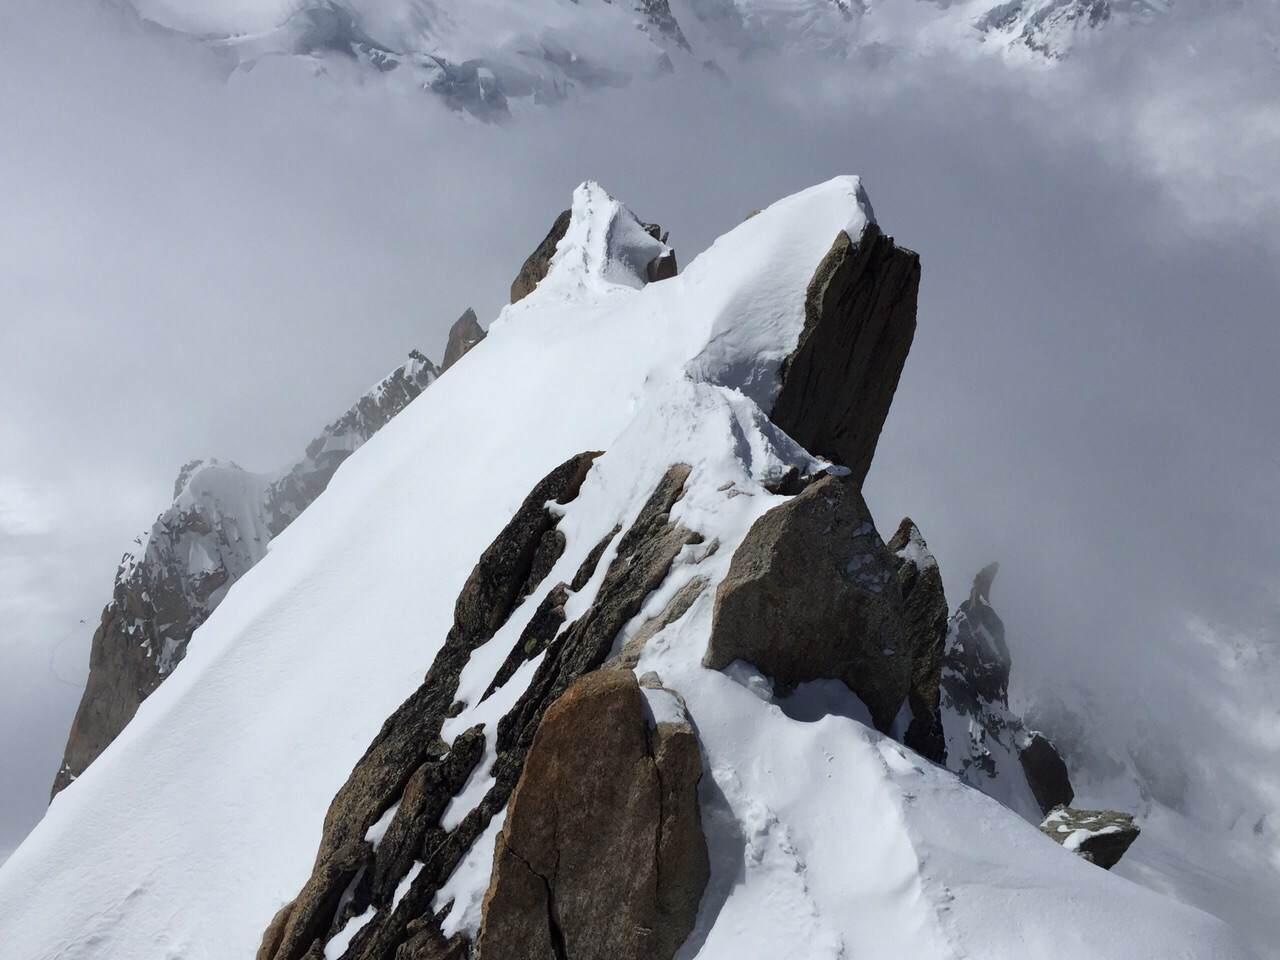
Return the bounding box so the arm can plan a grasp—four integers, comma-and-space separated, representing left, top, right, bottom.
4, 177, 1255, 960
518, 181, 672, 300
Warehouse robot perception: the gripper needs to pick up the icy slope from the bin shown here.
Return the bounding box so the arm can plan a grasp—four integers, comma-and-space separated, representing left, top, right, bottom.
0, 178, 1252, 960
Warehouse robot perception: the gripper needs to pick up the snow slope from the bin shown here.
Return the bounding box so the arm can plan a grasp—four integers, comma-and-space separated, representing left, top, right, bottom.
49, 351, 438, 797
0, 178, 1253, 959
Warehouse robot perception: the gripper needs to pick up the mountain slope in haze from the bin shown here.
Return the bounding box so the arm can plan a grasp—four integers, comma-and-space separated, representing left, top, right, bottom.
0, 177, 1254, 960
51, 315, 487, 799
112, 0, 1170, 116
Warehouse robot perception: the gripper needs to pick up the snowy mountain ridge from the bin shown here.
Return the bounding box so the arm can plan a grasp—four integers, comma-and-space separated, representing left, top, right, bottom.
1, 177, 1257, 960
49, 348, 443, 797
112, 0, 1171, 115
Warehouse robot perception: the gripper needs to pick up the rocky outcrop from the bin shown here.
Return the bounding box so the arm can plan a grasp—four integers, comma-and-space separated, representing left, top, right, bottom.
887, 518, 948, 764
258, 458, 709, 960
52, 352, 439, 798
475, 669, 707, 960
641, 222, 678, 282
940, 564, 1075, 819
441, 309, 487, 372
769, 222, 920, 487
1019, 732, 1074, 816
703, 471, 909, 731
511, 210, 571, 303
1039, 807, 1141, 869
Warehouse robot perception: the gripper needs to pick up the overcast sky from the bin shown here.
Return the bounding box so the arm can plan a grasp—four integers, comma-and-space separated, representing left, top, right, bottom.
1, 0, 1277, 869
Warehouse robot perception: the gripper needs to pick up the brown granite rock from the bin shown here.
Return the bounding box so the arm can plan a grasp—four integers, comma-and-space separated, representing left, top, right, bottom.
511, 210, 571, 303
256, 451, 601, 960
440, 308, 487, 372
887, 518, 948, 764
770, 222, 920, 486
704, 471, 909, 731
475, 669, 708, 960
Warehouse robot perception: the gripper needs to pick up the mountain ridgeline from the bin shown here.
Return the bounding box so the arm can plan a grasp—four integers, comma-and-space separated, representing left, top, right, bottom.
254, 190, 1136, 960
9, 179, 1226, 960
112, 0, 1171, 119
51, 311, 487, 797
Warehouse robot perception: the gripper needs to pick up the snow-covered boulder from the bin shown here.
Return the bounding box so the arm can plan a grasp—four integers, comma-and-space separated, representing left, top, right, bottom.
1040, 806, 1142, 869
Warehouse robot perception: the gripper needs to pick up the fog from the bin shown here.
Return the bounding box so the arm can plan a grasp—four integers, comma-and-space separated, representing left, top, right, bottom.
1, 0, 1276, 922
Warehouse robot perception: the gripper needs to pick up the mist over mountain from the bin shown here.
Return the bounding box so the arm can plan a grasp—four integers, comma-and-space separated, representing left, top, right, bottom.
1, 0, 1277, 956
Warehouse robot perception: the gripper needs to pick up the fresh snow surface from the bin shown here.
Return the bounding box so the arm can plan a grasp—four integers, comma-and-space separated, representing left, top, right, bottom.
0, 176, 1255, 960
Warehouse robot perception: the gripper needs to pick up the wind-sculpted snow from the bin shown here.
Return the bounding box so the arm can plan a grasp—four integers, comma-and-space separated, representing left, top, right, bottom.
0, 178, 1255, 960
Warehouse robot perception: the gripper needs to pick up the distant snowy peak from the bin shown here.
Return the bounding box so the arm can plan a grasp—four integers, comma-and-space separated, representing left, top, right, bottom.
973, 0, 1170, 56
113, 0, 1170, 115
50, 346, 444, 798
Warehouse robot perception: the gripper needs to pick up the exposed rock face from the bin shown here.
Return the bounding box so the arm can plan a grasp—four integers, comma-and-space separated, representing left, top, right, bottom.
887, 518, 948, 764
475, 669, 707, 960
770, 222, 920, 486
52, 352, 439, 798
441, 308, 487, 372
638, 0, 690, 51
510, 210, 571, 303
1039, 807, 1141, 869
704, 471, 909, 731
258, 458, 708, 960
641, 222, 678, 282
940, 564, 1075, 819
